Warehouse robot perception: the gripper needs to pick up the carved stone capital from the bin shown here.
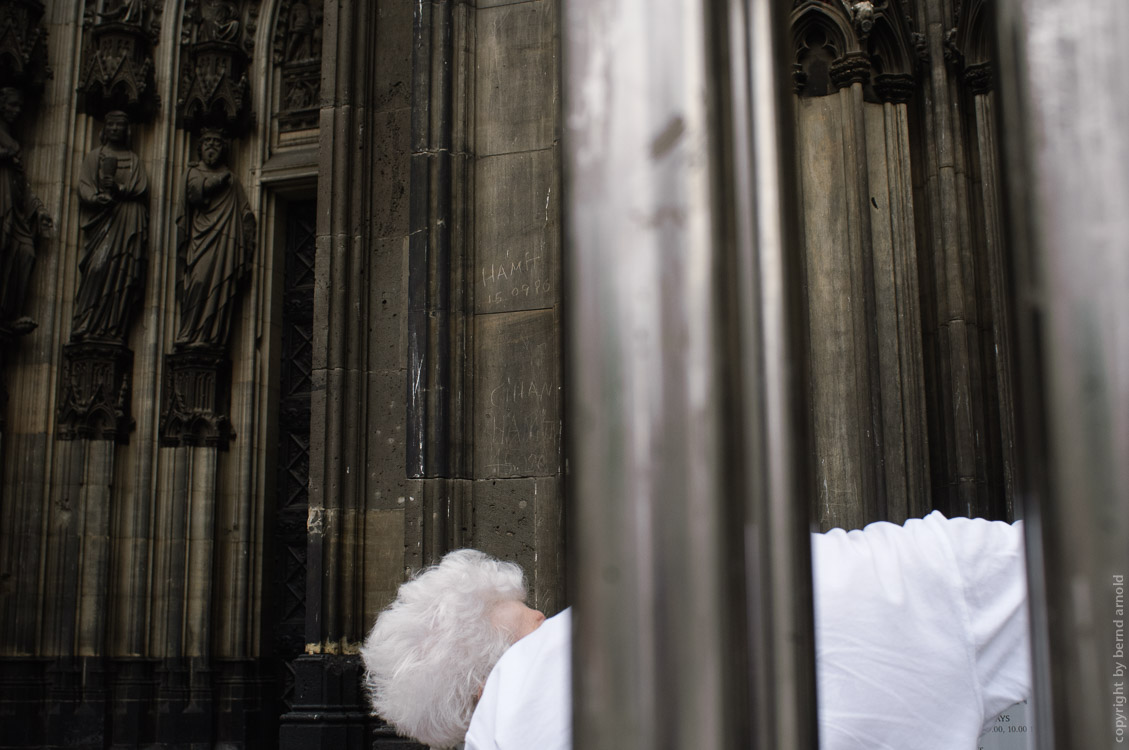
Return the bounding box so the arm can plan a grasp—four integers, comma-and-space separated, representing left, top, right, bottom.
56, 340, 134, 443
874, 73, 916, 104
159, 346, 234, 449
965, 61, 993, 96
830, 52, 871, 90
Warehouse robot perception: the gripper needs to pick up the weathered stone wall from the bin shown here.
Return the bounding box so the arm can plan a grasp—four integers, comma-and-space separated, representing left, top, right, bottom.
792, 0, 1016, 530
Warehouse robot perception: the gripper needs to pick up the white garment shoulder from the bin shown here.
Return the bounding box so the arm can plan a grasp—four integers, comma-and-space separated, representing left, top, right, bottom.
465, 607, 572, 750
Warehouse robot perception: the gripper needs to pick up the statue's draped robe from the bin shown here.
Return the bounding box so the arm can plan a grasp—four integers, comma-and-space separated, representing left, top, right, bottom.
0, 145, 42, 323
72, 145, 149, 340
175, 164, 253, 348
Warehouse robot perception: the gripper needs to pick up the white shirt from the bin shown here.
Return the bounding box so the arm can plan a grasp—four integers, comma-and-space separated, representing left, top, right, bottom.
465, 512, 1030, 749
465, 607, 572, 750
813, 511, 1030, 749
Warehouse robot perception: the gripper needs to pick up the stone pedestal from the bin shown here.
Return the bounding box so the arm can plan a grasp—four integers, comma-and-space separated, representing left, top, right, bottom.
44, 657, 109, 749
0, 658, 48, 746
160, 346, 233, 449
56, 340, 133, 442
279, 655, 409, 750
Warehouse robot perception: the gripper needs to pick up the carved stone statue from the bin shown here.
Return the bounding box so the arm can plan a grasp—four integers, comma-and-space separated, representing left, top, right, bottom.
286, 2, 314, 61
207, 1, 241, 43
71, 110, 149, 342
0, 87, 52, 336
174, 129, 254, 350
99, 0, 145, 25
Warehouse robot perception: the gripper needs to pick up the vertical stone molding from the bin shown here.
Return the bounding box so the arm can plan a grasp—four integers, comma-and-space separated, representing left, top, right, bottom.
910, 0, 1013, 519
792, 0, 930, 529
177, 0, 259, 134
282, 2, 383, 746
952, 0, 1017, 506
76, 0, 161, 121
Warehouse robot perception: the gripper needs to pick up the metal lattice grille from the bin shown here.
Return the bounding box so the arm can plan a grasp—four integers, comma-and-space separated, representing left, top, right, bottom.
275, 200, 316, 711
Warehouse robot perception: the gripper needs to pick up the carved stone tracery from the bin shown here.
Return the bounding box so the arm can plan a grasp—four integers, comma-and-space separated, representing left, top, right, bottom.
76, 0, 161, 121
949, 0, 993, 94
177, 0, 260, 134
56, 340, 133, 442
0, 0, 50, 95
792, 0, 920, 102
159, 346, 233, 449
272, 0, 323, 134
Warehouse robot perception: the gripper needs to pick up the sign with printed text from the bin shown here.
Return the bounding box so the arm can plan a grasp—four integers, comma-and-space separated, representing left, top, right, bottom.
978, 701, 1032, 750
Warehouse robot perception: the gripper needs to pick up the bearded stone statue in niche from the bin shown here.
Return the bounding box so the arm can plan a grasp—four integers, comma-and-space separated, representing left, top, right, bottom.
71, 110, 149, 343
0, 87, 53, 337
174, 128, 255, 351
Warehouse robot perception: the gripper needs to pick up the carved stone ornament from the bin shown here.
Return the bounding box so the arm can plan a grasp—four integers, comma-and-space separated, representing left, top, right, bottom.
76, 0, 161, 121
70, 110, 149, 344
174, 128, 255, 351
272, 0, 322, 134
840, 0, 876, 42
159, 346, 234, 449
829, 51, 871, 90
56, 340, 134, 442
0, 86, 52, 337
965, 61, 993, 95
792, 62, 809, 95
0, 0, 50, 94
943, 26, 964, 70
874, 72, 915, 103
177, 0, 260, 134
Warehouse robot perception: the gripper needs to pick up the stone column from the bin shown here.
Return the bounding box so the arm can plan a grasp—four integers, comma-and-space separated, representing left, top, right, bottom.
865, 87, 931, 524
281, 1, 385, 746
915, 0, 996, 517
966, 62, 1019, 510
791, 2, 930, 529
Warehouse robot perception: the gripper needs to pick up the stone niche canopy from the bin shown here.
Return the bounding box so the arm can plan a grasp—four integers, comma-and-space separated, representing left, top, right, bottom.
76, 0, 162, 121
0, 0, 50, 94
176, 0, 258, 134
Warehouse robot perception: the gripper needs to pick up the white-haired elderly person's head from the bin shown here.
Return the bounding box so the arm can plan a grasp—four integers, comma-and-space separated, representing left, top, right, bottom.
361, 549, 546, 748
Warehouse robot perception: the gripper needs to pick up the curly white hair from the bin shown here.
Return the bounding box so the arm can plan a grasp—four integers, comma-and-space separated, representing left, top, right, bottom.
360, 549, 527, 748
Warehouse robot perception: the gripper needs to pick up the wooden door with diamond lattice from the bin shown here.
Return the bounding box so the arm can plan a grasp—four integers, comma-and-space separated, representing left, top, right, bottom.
274, 199, 316, 713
